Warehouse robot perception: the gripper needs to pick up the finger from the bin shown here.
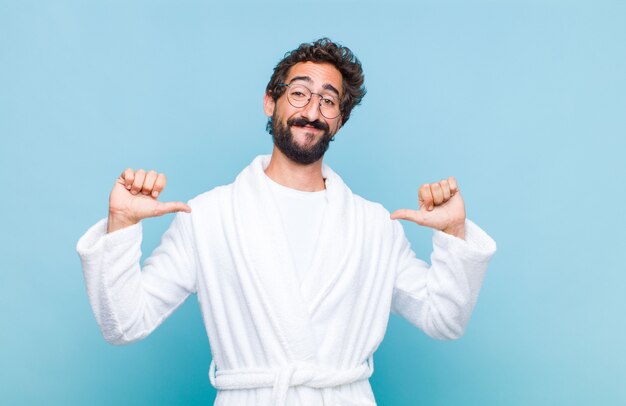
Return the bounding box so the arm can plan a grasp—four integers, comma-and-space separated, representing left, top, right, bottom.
154, 201, 192, 216
142, 170, 157, 195
448, 176, 458, 194
419, 184, 433, 211
390, 208, 426, 225
439, 179, 451, 201
152, 173, 167, 198
121, 168, 134, 190
430, 182, 444, 206
131, 169, 146, 195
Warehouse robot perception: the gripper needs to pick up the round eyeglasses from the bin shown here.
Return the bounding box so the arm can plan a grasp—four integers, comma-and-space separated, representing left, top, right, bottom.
277, 83, 342, 119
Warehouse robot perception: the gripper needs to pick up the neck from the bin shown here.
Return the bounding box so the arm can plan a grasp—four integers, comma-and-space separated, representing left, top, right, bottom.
264, 146, 326, 192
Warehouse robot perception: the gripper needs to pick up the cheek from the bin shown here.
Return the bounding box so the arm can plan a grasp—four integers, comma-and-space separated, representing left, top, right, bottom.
278, 104, 298, 121
279, 97, 297, 111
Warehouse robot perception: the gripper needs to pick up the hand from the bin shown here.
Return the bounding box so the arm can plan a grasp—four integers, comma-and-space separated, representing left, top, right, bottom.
107, 168, 192, 233
390, 176, 466, 239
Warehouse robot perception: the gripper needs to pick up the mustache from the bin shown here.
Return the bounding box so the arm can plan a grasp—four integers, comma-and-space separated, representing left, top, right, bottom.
287, 117, 329, 132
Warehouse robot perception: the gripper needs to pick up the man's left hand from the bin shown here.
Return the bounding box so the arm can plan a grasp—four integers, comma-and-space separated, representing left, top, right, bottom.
390, 176, 466, 239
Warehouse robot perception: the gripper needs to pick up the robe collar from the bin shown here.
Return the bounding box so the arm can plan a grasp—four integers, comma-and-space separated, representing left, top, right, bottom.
232, 155, 356, 363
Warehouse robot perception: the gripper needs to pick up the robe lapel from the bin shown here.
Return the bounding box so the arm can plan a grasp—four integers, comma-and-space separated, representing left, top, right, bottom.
232, 155, 317, 362
299, 164, 357, 316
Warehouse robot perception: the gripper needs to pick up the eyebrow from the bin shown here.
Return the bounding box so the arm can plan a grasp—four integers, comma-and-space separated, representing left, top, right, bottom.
288, 76, 341, 98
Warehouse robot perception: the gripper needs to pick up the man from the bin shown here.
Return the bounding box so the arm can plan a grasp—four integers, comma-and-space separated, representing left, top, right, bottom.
77, 38, 496, 405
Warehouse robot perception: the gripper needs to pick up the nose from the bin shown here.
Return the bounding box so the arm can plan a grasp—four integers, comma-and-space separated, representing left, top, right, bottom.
299, 94, 322, 122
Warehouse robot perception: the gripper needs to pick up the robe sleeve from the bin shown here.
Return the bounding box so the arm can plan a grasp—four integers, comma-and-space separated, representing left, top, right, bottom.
391, 219, 496, 340
76, 212, 197, 345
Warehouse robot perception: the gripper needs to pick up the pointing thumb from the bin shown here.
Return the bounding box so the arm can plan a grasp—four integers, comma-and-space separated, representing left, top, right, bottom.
155, 201, 192, 216
390, 208, 427, 226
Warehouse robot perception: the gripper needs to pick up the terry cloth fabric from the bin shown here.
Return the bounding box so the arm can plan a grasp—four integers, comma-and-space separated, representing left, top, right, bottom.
77, 155, 497, 405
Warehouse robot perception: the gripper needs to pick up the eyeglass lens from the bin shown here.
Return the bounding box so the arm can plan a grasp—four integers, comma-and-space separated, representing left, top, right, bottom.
285, 84, 341, 119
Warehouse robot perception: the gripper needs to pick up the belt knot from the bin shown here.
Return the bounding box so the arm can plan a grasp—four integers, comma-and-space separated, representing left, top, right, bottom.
209, 356, 374, 406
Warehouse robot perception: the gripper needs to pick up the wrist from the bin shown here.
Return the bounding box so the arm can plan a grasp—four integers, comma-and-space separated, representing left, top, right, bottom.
443, 221, 466, 240
107, 211, 138, 233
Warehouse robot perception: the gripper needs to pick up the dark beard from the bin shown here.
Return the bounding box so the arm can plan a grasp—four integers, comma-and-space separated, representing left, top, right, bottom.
271, 114, 334, 165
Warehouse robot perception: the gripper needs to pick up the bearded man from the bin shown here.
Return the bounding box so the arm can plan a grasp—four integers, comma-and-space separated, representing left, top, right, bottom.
77, 38, 496, 406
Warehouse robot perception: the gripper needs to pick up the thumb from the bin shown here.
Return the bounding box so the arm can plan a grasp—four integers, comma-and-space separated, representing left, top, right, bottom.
390, 208, 427, 226
154, 201, 192, 216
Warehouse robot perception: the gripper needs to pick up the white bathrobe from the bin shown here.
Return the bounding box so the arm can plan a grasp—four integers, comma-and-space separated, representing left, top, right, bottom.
77, 155, 496, 405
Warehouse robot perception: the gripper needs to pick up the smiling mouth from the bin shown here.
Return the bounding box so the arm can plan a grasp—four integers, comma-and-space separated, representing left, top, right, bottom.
287, 117, 329, 134
293, 124, 321, 131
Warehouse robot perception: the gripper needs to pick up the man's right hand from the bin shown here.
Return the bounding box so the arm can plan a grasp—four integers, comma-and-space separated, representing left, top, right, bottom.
107, 168, 192, 233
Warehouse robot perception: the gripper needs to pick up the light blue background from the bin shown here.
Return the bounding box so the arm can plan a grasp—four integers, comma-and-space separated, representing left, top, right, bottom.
1, 1, 625, 405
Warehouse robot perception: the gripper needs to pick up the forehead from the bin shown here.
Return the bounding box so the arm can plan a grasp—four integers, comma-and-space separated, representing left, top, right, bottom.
285, 62, 343, 94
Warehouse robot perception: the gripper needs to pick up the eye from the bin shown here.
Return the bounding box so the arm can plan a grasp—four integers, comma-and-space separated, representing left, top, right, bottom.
289, 89, 309, 101
321, 97, 336, 106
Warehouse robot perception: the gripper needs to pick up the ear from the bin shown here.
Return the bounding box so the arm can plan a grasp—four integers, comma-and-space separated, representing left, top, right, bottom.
264, 93, 275, 117
335, 115, 343, 132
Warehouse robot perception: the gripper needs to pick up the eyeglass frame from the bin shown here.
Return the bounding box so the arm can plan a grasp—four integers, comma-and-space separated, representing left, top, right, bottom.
275, 83, 343, 119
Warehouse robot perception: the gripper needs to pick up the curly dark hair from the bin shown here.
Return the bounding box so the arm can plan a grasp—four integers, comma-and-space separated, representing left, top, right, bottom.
266, 38, 366, 128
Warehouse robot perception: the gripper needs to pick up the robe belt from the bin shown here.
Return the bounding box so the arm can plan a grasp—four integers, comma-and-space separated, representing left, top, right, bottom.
209, 356, 374, 406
